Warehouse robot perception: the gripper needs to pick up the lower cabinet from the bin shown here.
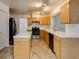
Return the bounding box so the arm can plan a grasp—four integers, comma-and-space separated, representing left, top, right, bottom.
14, 39, 31, 59
44, 31, 49, 45
40, 31, 79, 59
54, 35, 61, 59
40, 30, 45, 39
61, 39, 79, 59
40, 30, 49, 45
54, 36, 79, 59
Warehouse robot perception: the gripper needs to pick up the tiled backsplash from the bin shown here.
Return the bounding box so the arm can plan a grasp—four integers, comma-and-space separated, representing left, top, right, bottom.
66, 24, 79, 33
28, 25, 50, 29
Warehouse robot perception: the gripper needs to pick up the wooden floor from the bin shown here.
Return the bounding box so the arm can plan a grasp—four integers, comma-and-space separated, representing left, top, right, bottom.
0, 39, 56, 59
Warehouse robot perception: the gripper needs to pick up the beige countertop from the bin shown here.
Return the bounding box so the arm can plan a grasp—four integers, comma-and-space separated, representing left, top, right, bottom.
14, 31, 32, 39
40, 27, 79, 38
14, 27, 79, 39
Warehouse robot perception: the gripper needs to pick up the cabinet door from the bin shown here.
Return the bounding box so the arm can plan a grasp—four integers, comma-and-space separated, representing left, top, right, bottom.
28, 18, 32, 25
44, 19, 49, 25
40, 16, 50, 25
40, 30, 44, 39
14, 39, 31, 59
70, 0, 79, 23
61, 2, 70, 24
32, 17, 36, 21
44, 16, 51, 25
40, 30, 49, 45
54, 36, 61, 59
40, 17, 44, 25
44, 31, 49, 45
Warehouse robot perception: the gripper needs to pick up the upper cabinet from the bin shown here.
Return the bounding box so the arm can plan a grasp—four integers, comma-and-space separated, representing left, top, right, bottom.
60, 0, 79, 24
40, 15, 51, 25
28, 17, 32, 25
28, 17, 39, 25
28, 15, 51, 25
61, 2, 69, 24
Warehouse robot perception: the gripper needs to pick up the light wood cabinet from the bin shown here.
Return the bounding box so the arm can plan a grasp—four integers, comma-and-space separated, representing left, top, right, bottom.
61, 39, 79, 59
43, 31, 49, 45
40, 30, 45, 39
32, 17, 38, 22
14, 39, 31, 59
28, 15, 51, 25
61, 2, 70, 23
54, 35, 61, 59
61, 0, 79, 24
54, 36, 79, 59
40, 16, 51, 25
40, 17, 44, 25
28, 17, 40, 25
40, 30, 49, 45
28, 17, 32, 25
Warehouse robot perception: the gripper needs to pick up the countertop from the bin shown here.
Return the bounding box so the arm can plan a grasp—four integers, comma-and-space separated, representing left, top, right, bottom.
14, 27, 79, 39
14, 31, 32, 39
40, 27, 79, 38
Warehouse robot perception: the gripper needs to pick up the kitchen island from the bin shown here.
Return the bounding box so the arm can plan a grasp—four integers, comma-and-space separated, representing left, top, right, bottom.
13, 32, 32, 59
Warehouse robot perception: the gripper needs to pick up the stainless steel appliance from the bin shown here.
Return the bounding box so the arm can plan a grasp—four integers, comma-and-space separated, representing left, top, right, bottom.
31, 21, 40, 39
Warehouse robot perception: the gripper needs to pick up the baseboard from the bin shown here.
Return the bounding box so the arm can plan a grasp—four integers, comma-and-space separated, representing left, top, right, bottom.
0, 47, 7, 52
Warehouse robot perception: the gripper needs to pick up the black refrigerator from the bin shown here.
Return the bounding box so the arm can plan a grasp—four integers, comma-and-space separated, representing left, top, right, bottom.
9, 18, 17, 45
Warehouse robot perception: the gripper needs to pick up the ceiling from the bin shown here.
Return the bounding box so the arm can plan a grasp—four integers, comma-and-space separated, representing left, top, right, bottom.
0, 0, 66, 15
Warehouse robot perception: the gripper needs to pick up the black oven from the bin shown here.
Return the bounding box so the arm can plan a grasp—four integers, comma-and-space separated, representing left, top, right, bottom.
32, 26, 40, 39
31, 21, 40, 39
32, 27, 40, 35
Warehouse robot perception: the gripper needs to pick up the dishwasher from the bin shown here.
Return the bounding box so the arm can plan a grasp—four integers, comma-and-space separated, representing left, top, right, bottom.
49, 33, 55, 54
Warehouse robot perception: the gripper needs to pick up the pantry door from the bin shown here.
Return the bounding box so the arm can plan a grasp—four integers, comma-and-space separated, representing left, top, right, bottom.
0, 10, 8, 50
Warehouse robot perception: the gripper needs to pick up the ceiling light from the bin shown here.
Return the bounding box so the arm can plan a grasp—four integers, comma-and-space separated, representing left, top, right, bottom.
33, 11, 40, 14
31, 2, 42, 8
43, 6, 50, 11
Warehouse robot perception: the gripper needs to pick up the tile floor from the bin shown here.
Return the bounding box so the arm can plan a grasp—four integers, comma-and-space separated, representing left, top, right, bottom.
0, 39, 56, 59
0, 46, 13, 59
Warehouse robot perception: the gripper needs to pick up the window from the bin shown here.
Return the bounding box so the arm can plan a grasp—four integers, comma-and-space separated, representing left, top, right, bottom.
53, 13, 66, 31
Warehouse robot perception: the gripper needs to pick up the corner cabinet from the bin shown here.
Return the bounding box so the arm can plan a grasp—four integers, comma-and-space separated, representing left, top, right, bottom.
60, 0, 79, 24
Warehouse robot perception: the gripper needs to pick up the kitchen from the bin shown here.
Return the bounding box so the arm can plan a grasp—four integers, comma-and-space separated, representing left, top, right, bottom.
0, 0, 79, 59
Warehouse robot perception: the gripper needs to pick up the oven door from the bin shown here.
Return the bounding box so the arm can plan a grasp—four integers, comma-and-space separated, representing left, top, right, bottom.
32, 27, 40, 35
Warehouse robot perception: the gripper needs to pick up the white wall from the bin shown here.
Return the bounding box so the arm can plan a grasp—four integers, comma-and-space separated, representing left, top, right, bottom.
0, 1, 9, 50
19, 17, 28, 33
0, 1, 9, 14
0, 0, 9, 6
11, 15, 28, 33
